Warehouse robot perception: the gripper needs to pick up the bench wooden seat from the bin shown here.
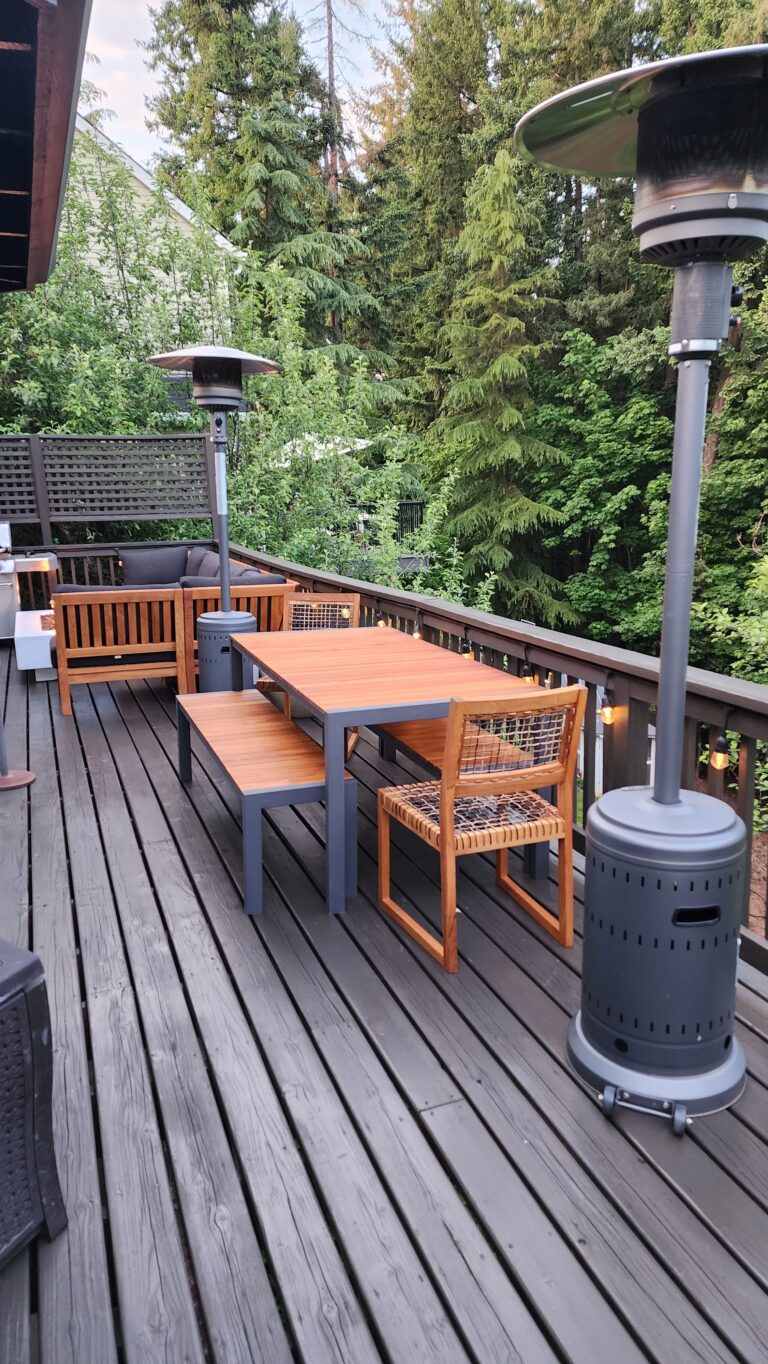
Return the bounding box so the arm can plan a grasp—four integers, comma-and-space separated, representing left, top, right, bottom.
376, 718, 530, 773
176, 691, 357, 914
376, 718, 448, 771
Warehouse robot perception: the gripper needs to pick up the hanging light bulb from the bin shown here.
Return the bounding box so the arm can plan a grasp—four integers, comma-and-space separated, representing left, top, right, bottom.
521, 661, 534, 684
600, 690, 615, 726
412, 612, 422, 641
461, 637, 474, 659
341, 606, 351, 620
376, 609, 387, 627
710, 733, 730, 772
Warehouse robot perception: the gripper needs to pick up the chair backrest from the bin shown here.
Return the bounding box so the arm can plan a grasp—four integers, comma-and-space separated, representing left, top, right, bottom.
441, 686, 587, 800
283, 592, 360, 631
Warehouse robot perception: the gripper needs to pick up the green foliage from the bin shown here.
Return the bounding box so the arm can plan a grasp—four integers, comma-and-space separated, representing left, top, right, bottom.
0, 130, 231, 433
433, 151, 571, 623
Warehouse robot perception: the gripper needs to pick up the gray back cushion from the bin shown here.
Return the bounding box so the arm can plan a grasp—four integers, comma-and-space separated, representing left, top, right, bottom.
196, 549, 221, 578
121, 544, 188, 585
185, 544, 211, 575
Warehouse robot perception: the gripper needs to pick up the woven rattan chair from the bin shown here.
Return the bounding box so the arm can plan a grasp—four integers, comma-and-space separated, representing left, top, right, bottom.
377, 686, 587, 972
257, 592, 361, 752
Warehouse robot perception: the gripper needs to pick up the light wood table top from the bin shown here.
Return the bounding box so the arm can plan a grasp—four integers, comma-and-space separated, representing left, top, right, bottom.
231, 626, 534, 717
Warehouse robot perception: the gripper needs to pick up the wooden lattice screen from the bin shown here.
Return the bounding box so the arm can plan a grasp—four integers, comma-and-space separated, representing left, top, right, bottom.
0, 433, 213, 541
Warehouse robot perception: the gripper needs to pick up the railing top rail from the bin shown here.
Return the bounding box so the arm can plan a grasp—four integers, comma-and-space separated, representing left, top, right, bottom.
230, 544, 768, 722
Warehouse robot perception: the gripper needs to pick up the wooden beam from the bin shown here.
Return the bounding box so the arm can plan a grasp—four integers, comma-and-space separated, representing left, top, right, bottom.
26, 0, 92, 288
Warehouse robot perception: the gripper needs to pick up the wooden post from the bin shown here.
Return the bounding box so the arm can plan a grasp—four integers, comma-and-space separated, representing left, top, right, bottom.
736, 736, 757, 928
602, 678, 649, 793
28, 434, 52, 544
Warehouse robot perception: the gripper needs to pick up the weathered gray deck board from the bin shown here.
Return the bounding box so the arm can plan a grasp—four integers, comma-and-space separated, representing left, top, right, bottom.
0, 647, 31, 1364
4, 652, 768, 1364
29, 688, 118, 1364
51, 704, 207, 1364
108, 687, 521, 1364
75, 687, 294, 1364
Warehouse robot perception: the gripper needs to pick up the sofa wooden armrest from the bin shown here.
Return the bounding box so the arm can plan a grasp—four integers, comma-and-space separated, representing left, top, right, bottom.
52, 587, 186, 716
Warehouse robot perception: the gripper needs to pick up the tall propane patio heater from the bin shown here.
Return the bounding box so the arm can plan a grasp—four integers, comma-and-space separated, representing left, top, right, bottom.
515, 46, 768, 1132
150, 346, 280, 691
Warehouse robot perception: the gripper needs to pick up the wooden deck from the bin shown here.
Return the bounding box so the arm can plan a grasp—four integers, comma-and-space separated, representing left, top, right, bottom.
2, 644, 768, 1364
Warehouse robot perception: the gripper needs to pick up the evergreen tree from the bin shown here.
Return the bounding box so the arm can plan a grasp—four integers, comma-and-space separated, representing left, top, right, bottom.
147, 0, 376, 337
435, 150, 571, 622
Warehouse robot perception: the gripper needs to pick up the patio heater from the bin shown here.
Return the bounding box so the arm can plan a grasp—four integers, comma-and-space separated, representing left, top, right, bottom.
514, 45, 768, 1131
150, 346, 280, 691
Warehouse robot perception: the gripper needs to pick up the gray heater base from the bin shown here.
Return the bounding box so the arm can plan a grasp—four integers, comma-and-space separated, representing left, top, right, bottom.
197, 609, 257, 693
568, 1012, 746, 1133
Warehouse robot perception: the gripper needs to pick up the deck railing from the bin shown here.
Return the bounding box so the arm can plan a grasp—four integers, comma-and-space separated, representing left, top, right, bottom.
17, 536, 768, 959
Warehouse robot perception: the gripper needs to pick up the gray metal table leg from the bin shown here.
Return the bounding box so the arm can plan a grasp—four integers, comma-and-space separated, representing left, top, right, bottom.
523, 786, 553, 879
242, 795, 263, 915
231, 643, 244, 692
344, 778, 358, 900
177, 706, 192, 784
379, 732, 396, 761
324, 716, 347, 914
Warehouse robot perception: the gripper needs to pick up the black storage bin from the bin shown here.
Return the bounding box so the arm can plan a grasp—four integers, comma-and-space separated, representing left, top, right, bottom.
0, 939, 66, 1269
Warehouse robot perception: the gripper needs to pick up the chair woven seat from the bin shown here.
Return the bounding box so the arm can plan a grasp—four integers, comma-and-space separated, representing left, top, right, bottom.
380, 782, 563, 852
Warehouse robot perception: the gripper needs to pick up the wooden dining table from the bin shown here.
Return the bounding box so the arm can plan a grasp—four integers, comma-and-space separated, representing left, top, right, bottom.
231, 626, 536, 915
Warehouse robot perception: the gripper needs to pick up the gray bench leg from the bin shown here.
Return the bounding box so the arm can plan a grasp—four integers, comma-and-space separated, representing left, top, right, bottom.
344, 779, 358, 900
523, 786, 553, 879
242, 795, 263, 915
177, 706, 192, 784
379, 732, 396, 761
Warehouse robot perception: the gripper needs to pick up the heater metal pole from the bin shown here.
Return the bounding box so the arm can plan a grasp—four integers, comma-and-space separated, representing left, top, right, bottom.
653, 260, 732, 806
652, 355, 711, 805
211, 409, 232, 614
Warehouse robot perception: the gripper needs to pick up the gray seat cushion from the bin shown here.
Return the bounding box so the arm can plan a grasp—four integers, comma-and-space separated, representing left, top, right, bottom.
121, 544, 188, 585
53, 581, 180, 593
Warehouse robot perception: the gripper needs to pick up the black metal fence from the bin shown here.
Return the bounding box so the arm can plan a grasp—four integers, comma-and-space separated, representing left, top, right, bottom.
357, 500, 425, 542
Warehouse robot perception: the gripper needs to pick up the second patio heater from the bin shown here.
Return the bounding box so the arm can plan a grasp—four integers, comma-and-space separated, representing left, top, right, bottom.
514, 46, 768, 1130
151, 346, 280, 691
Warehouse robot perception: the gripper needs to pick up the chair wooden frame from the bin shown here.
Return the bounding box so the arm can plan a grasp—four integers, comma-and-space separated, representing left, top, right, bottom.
52, 587, 186, 717
181, 579, 298, 693
377, 686, 587, 972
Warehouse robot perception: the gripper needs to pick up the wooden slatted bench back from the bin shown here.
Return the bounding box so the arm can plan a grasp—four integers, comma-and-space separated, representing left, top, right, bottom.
177, 690, 351, 795
52, 587, 185, 715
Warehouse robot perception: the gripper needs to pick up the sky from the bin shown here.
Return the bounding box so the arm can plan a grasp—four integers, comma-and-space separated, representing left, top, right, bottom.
85, 0, 380, 169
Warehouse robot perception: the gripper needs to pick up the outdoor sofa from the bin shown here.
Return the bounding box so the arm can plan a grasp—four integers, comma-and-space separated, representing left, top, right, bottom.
51, 544, 296, 713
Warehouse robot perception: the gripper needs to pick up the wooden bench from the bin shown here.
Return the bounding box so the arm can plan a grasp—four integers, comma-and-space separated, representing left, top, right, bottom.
176, 691, 357, 914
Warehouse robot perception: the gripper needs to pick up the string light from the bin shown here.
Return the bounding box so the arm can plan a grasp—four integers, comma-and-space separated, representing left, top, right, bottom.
521, 647, 535, 684
341, 606, 351, 620
710, 733, 730, 771
375, 601, 386, 627
412, 612, 422, 641
600, 690, 615, 726
461, 634, 474, 659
